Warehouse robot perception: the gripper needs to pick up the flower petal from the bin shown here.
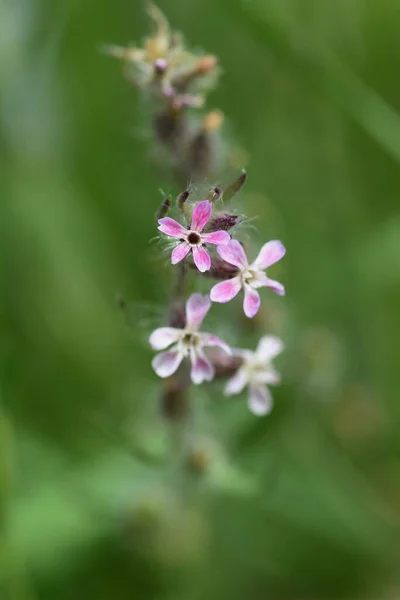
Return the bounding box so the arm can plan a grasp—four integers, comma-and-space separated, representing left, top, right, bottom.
210, 276, 242, 303
264, 277, 285, 296
201, 230, 231, 246
225, 367, 248, 396
190, 349, 215, 384
243, 285, 260, 318
158, 217, 187, 239
192, 246, 211, 272
217, 240, 248, 269
201, 333, 232, 355
248, 384, 273, 416
252, 240, 286, 269
185, 293, 211, 330
256, 335, 284, 361
149, 327, 181, 350
152, 349, 183, 378
190, 200, 213, 232
171, 242, 191, 265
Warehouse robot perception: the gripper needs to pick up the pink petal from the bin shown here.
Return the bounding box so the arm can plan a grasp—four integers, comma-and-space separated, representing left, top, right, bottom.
225, 367, 248, 396
190, 349, 215, 384
158, 217, 187, 239
253, 240, 286, 269
152, 349, 183, 378
265, 277, 285, 296
190, 200, 213, 232
256, 335, 284, 361
171, 242, 191, 265
201, 230, 231, 246
217, 240, 248, 269
210, 276, 242, 303
243, 285, 261, 318
248, 384, 273, 416
200, 333, 232, 355
149, 327, 181, 350
192, 246, 211, 272
185, 293, 211, 330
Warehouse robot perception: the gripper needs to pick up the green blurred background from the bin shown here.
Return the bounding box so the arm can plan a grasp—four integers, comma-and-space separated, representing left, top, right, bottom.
2, 0, 400, 598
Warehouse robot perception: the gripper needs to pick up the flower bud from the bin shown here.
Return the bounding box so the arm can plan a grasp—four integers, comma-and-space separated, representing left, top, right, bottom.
204, 213, 240, 232
156, 196, 170, 220
222, 170, 247, 202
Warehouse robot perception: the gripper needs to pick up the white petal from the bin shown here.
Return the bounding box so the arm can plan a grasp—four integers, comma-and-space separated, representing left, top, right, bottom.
190, 349, 215, 385
256, 335, 284, 362
252, 240, 286, 269
225, 367, 248, 396
185, 293, 211, 330
151, 348, 183, 378
149, 327, 181, 350
248, 385, 273, 416
200, 333, 232, 355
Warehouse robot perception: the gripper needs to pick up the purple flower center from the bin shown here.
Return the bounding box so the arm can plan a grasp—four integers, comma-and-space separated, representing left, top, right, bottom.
187, 231, 201, 245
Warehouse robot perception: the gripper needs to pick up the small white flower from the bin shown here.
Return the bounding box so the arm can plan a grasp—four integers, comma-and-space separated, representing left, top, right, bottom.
150, 293, 231, 384
225, 336, 283, 415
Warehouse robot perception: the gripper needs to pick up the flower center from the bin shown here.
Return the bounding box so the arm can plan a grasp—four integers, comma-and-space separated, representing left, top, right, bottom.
187, 231, 201, 245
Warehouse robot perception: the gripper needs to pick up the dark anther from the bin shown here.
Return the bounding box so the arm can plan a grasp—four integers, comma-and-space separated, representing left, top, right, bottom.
187, 231, 201, 244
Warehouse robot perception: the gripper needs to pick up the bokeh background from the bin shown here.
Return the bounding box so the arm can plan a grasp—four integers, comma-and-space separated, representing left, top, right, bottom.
2, 0, 400, 598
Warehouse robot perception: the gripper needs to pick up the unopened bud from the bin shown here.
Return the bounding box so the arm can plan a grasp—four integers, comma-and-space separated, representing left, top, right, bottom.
156, 196, 170, 220
203, 110, 224, 132
222, 171, 247, 203
205, 213, 240, 232
191, 257, 239, 280
186, 448, 211, 474
185, 129, 213, 180
153, 110, 186, 149
195, 55, 218, 74
154, 57, 168, 75
206, 187, 222, 202
178, 190, 190, 211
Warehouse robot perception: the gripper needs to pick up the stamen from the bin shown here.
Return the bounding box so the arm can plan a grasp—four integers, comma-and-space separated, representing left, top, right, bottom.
187, 231, 201, 245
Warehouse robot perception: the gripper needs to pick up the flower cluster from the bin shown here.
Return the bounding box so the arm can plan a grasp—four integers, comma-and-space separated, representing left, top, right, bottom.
150, 184, 286, 416
105, 4, 230, 184
107, 7, 287, 417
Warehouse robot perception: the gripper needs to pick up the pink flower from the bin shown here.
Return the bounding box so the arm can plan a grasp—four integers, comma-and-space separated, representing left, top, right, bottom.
225, 336, 283, 416
158, 200, 231, 272
150, 294, 231, 384
210, 240, 286, 318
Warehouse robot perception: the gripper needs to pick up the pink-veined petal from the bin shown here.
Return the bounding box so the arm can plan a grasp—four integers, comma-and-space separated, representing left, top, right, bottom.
243, 285, 260, 318
190, 348, 215, 385
185, 293, 211, 330
265, 277, 285, 296
253, 240, 286, 269
192, 246, 211, 272
225, 367, 248, 396
190, 200, 213, 232
210, 276, 242, 303
152, 348, 183, 378
149, 327, 181, 350
248, 384, 273, 416
217, 240, 248, 269
158, 217, 187, 239
200, 333, 232, 355
201, 230, 231, 246
171, 242, 191, 265
256, 335, 284, 362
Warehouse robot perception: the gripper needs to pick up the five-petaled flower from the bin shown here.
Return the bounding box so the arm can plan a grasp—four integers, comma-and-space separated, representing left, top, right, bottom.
225, 336, 283, 416
210, 239, 286, 318
158, 200, 231, 272
150, 293, 231, 384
